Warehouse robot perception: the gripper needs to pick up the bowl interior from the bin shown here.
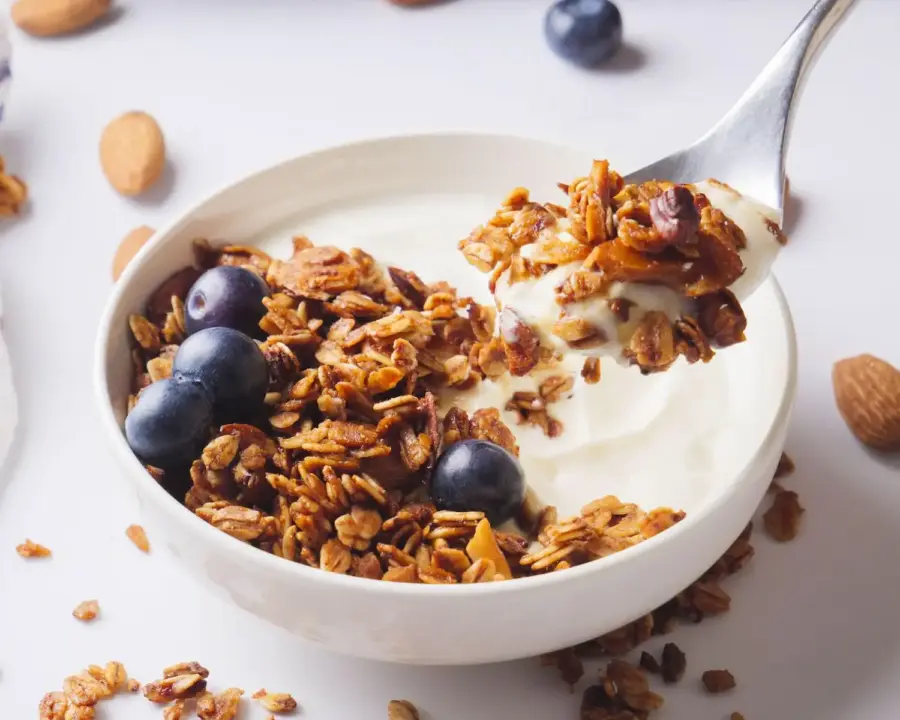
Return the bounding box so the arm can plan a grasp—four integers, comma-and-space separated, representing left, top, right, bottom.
99, 132, 794, 529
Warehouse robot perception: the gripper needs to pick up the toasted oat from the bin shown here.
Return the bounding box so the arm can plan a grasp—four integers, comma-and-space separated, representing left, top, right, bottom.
125, 524, 151, 553
143, 673, 207, 703
197, 688, 244, 720
72, 600, 100, 622
17, 538, 52, 558
774, 451, 795, 479
387, 699, 420, 720
162, 662, 209, 679
253, 689, 298, 713
127, 678, 141, 692
581, 357, 601, 384
763, 489, 804, 542
540, 647, 584, 687
0, 157, 27, 216
702, 669, 736, 693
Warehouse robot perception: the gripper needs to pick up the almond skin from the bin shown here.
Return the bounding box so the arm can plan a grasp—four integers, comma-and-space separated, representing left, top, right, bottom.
12, 0, 111, 38
832, 354, 900, 451
112, 225, 155, 281
99, 111, 166, 197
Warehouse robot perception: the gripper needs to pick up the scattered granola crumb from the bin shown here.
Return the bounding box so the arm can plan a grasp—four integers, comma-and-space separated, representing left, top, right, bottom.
72, 600, 100, 622
197, 687, 244, 720
540, 647, 584, 687
702, 669, 736, 694
660, 642, 686, 684
388, 699, 420, 720
254, 689, 298, 713
16, 539, 51, 558
581, 660, 663, 718
774, 451, 794, 479
763, 489, 804, 542
639, 650, 661, 674
731, 713, 746, 720
127, 678, 141, 692
125, 524, 151, 553
0, 156, 27, 216
143, 670, 207, 703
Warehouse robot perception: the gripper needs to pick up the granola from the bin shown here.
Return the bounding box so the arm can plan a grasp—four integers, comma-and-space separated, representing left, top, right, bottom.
125, 523, 151, 552
458, 162, 762, 374
127, 236, 686, 584
16, 538, 51, 558
72, 600, 100, 622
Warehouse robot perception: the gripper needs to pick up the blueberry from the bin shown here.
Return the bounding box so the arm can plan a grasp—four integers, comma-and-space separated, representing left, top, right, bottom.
430, 439, 526, 526
184, 265, 269, 338
172, 326, 268, 422
544, 0, 623, 68
125, 377, 213, 470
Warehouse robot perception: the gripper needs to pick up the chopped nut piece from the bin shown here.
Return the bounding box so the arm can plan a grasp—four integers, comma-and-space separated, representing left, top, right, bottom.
763, 489, 804, 542
125, 524, 151, 553
387, 699, 420, 720
702, 669, 736, 693
660, 642, 686, 684
72, 600, 100, 622
17, 538, 51, 558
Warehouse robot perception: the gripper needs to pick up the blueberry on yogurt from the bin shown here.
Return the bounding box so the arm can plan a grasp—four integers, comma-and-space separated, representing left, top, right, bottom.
172, 326, 269, 422
431, 439, 526, 526
544, 0, 623, 68
184, 265, 269, 338
125, 376, 213, 470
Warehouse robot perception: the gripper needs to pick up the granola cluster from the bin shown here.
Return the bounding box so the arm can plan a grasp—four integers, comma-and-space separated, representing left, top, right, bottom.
126, 236, 685, 583
458, 160, 766, 374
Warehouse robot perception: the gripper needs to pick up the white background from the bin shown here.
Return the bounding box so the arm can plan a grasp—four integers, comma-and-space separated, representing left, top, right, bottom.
1, 1, 899, 718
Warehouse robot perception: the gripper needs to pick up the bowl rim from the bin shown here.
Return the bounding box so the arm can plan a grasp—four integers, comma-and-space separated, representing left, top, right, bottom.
94, 130, 799, 599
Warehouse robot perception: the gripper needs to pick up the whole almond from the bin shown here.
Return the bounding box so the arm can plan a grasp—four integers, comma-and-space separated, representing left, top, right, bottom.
100, 111, 165, 196
112, 225, 155, 280
12, 0, 111, 37
832, 354, 900, 451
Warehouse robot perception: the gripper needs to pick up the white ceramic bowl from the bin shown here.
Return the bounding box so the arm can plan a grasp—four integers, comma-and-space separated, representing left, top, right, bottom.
95, 133, 798, 665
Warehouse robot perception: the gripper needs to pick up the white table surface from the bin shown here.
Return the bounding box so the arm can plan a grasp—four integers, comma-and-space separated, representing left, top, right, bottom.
2, 0, 899, 717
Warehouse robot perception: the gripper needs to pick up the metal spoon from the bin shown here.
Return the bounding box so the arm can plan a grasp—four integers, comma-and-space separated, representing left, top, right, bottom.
624, 0, 857, 224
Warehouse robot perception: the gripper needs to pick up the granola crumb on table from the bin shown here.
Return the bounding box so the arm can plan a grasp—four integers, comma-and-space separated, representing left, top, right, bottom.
125, 523, 151, 552
253, 688, 299, 713
388, 699, 420, 720
72, 599, 100, 622
16, 538, 51, 558
458, 162, 754, 375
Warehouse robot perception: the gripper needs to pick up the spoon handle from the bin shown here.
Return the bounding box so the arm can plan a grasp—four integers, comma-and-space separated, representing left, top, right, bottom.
699, 0, 857, 213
